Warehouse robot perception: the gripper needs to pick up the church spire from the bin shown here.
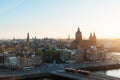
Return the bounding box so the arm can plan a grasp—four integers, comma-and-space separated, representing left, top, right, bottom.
26, 32, 30, 45
93, 32, 96, 40
93, 32, 97, 46
89, 32, 97, 46
89, 33, 93, 40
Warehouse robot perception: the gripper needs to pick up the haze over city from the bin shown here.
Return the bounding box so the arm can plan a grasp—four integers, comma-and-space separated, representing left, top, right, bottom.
0, 0, 120, 39
1, 1, 120, 80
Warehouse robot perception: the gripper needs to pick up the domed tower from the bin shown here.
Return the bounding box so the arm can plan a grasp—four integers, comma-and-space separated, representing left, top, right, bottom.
75, 27, 82, 42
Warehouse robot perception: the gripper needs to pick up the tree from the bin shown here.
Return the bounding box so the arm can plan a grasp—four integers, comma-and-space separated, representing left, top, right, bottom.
0, 47, 5, 53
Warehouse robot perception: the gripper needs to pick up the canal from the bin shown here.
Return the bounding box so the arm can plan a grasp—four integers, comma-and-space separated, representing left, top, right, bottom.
94, 69, 120, 78
21, 52, 120, 80
94, 52, 120, 78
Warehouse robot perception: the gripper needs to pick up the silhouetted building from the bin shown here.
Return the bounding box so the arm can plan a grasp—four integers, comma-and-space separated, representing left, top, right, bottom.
71, 27, 97, 49
89, 32, 97, 46
26, 32, 30, 46
71, 27, 98, 61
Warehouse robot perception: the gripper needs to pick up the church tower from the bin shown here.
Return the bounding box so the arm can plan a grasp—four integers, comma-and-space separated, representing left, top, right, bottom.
89, 32, 97, 46
89, 33, 92, 40
89, 33, 93, 46
93, 32, 97, 46
26, 32, 30, 46
75, 27, 82, 42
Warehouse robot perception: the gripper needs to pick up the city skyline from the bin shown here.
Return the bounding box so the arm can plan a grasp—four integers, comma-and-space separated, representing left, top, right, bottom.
1, 0, 120, 39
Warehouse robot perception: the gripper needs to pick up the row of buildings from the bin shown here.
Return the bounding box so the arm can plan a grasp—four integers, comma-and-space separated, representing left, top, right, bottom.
0, 27, 107, 69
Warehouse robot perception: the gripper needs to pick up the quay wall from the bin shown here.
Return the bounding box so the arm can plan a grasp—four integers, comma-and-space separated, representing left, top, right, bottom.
0, 73, 49, 80
80, 63, 120, 71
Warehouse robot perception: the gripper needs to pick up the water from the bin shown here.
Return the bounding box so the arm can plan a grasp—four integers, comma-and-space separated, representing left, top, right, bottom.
22, 52, 120, 79
106, 69, 120, 78
94, 52, 120, 78
95, 69, 120, 78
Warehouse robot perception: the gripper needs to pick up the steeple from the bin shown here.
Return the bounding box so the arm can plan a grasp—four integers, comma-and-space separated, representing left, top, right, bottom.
26, 32, 30, 45
93, 32, 97, 46
89, 32, 97, 46
93, 32, 96, 40
89, 33, 93, 40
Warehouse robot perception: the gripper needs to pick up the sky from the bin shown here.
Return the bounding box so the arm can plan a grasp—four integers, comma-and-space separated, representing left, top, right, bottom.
0, 0, 120, 39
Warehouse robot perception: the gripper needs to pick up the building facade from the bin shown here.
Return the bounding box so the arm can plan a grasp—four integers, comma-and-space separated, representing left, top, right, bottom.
71, 27, 105, 62
71, 27, 97, 49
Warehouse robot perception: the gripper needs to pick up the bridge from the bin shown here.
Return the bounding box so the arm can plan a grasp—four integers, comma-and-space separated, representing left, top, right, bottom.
0, 62, 120, 80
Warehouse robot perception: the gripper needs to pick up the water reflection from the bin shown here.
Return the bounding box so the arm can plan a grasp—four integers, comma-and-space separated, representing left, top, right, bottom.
95, 69, 120, 78
106, 69, 120, 78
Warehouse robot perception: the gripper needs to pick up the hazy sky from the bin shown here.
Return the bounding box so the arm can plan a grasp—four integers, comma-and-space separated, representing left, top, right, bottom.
0, 0, 120, 39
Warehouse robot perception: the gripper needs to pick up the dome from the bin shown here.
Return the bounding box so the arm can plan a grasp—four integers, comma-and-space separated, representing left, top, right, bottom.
76, 28, 81, 36
75, 27, 82, 41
